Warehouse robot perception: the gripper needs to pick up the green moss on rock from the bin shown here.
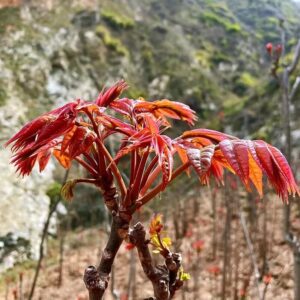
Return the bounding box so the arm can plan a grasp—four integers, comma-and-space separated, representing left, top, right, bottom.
101, 9, 134, 29
0, 7, 21, 34
0, 87, 7, 106
95, 25, 129, 56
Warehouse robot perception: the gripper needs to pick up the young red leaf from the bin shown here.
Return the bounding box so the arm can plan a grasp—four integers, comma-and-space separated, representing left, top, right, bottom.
61, 125, 77, 154
109, 97, 135, 117
187, 145, 215, 184
248, 153, 263, 197
134, 99, 197, 125
181, 128, 237, 144
53, 149, 72, 169
12, 149, 38, 177
37, 150, 51, 172
95, 80, 128, 107
149, 213, 164, 236
267, 144, 299, 196
219, 140, 250, 190
67, 127, 96, 158
5, 115, 54, 151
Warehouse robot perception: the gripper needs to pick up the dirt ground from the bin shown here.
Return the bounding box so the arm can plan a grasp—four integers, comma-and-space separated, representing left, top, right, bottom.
0, 190, 298, 300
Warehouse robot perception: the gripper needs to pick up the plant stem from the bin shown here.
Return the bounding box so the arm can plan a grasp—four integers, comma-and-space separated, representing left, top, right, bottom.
98, 141, 127, 198
139, 163, 189, 205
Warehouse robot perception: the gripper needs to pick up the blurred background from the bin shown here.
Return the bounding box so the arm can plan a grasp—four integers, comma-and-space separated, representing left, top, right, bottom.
0, 0, 300, 299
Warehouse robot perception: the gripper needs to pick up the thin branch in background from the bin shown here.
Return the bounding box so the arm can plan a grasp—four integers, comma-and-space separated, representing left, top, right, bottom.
127, 248, 137, 300
233, 216, 241, 300
5, 279, 9, 300
19, 272, 23, 300
278, 19, 300, 300
240, 211, 262, 300
290, 76, 300, 102
57, 225, 65, 287
211, 187, 218, 261
221, 182, 232, 300
110, 265, 119, 300
28, 170, 69, 300
287, 39, 300, 75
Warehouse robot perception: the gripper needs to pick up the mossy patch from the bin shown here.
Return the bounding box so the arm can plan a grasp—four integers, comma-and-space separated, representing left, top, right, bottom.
223, 94, 246, 115
225, 22, 242, 33
201, 9, 243, 35
95, 25, 129, 56
0, 7, 21, 34
210, 51, 231, 65
0, 87, 7, 106
101, 9, 134, 29
47, 182, 63, 201
195, 50, 211, 69
233, 72, 258, 95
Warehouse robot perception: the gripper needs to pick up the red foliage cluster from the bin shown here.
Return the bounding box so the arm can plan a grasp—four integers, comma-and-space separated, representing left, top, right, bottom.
5, 80, 299, 204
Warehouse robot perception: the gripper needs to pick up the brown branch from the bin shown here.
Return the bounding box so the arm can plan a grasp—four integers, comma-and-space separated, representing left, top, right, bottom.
84, 167, 130, 300
129, 222, 184, 300
97, 171, 119, 213
84, 266, 107, 300
84, 215, 130, 300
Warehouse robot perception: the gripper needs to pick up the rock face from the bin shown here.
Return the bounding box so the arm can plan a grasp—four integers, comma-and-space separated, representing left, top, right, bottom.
0, 148, 54, 271
0, 4, 99, 270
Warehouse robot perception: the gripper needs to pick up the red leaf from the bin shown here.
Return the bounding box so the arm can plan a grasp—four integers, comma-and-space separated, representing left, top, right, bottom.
5, 115, 53, 151
61, 125, 77, 154
37, 149, 51, 172
68, 127, 96, 158
109, 97, 135, 116
134, 99, 197, 125
35, 111, 76, 147
268, 145, 299, 196
53, 149, 72, 169
219, 140, 250, 189
95, 80, 128, 107
248, 153, 263, 197
187, 145, 216, 184
181, 129, 236, 144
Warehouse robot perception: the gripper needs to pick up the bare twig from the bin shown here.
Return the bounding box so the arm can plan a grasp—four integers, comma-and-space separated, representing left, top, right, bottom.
290, 76, 300, 102
28, 170, 69, 300
287, 39, 300, 75
240, 212, 262, 300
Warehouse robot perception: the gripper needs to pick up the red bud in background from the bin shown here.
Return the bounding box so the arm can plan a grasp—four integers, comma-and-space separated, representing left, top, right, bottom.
263, 273, 272, 285
265, 42, 273, 55
207, 265, 221, 276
